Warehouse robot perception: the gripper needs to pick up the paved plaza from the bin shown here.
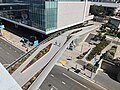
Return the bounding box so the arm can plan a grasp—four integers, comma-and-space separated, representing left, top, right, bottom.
1, 29, 34, 52
57, 30, 120, 89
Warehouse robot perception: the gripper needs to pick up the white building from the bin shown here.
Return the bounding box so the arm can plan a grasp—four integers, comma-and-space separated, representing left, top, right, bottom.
0, 63, 22, 90
0, 0, 93, 34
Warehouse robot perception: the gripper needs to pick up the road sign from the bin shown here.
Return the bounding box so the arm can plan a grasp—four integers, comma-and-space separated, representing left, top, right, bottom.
34, 40, 38, 47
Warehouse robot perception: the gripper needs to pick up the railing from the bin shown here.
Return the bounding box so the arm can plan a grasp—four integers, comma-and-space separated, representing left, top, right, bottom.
6, 29, 63, 71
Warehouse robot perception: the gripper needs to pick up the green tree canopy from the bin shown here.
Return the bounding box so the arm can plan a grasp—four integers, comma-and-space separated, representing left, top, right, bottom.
90, 5, 105, 17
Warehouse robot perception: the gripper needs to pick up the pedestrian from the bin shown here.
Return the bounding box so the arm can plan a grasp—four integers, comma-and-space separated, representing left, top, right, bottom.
67, 68, 70, 71
83, 64, 86, 70
26, 47, 28, 52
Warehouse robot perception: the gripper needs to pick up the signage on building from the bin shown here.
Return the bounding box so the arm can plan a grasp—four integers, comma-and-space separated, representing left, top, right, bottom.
0, 25, 5, 29
34, 40, 38, 47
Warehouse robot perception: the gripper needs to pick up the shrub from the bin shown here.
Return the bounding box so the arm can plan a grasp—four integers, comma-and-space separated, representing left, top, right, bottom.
103, 45, 117, 61
114, 60, 120, 67
109, 49, 116, 56
112, 45, 117, 49
104, 52, 114, 60
86, 40, 110, 61
85, 63, 98, 73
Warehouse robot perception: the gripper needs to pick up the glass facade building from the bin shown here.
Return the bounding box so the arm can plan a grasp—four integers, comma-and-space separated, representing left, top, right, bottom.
24, 0, 58, 32
20, 0, 82, 32
0, 0, 90, 34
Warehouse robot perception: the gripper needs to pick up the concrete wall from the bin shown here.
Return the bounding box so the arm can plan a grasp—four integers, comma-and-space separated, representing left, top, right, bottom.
57, 2, 91, 29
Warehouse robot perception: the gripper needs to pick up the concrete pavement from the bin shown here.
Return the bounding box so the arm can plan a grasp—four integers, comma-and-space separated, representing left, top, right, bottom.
1, 29, 34, 52
12, 35, 67, 87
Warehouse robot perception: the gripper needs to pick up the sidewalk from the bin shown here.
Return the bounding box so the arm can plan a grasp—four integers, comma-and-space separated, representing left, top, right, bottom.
57, 34, 116, 81
58, 48, 96, 80
0, 29, 33, 52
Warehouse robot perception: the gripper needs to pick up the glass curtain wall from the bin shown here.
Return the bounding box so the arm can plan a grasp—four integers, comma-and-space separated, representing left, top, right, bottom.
59, 0, 81, 1
26, 0, 58, 32
45, 1, 57, 31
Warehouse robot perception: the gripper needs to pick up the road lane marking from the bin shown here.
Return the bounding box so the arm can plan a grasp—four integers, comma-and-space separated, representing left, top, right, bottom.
62, 73, 91, 90
62, 81, 66, 85
50, 74, 54, 77
50, 86, 58, 90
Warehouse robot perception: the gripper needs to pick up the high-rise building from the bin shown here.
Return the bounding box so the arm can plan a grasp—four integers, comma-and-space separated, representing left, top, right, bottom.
25, 0, 93, 34
0, 0, 93, 34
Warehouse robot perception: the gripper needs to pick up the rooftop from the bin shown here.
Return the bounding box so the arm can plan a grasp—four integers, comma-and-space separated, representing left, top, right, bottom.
0, 63, 22, 90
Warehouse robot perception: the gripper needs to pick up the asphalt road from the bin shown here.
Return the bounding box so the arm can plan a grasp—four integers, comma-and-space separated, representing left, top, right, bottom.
94, 71, 120, 90
0, 38, 24, 65
40, 65, 105, 90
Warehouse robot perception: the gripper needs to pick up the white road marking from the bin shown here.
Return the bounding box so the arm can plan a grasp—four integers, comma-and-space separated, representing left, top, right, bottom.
50, 74, 54, 77
62, 73, 91, 90
15, 51, 16, 52
50, 86, 58, 90
62, 81, 66, 85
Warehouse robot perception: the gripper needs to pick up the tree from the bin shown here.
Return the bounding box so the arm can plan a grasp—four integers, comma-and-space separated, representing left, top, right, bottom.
102, 35, 106, 40
114, 60, 120, 67
90, 5, 105, 17
105, 8, 114, 16
104, 51, 114, 60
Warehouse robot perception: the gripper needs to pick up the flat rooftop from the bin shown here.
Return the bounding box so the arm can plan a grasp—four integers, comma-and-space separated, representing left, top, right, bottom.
0, 63, 22, 90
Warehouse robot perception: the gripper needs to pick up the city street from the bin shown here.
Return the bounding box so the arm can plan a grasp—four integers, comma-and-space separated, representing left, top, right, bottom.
40, 65, 106, 90
0, 38, 24, 65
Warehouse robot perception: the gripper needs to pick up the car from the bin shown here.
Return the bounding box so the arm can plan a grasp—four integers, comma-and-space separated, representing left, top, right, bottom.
74, 69, 81, 73
67, 56, 72, 60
